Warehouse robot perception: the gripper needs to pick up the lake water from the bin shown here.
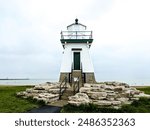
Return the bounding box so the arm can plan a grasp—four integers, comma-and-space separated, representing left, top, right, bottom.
0, 79, 149, 86
0, 79, 58, 86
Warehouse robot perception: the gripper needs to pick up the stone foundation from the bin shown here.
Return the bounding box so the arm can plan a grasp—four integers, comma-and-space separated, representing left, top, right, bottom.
59, 73, 70, 82
85, 73, 96, 83
59, 72, 96, 83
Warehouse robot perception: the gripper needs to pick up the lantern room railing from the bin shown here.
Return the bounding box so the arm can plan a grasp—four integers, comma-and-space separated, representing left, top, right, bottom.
61, 31, 93, 40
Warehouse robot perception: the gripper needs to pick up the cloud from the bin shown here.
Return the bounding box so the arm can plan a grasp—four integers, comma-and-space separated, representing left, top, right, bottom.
0, 0, 150, 85
89, 0, 150, 84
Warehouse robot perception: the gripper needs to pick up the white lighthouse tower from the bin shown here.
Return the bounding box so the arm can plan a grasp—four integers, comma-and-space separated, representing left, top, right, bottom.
59, 19, 96, 84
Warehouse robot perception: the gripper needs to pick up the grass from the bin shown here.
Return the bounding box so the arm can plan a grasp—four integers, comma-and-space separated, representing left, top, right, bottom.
1, 85, 150, 113
0, 85, 44, 113
61, 86, 150, 113
136, 87, 150, 94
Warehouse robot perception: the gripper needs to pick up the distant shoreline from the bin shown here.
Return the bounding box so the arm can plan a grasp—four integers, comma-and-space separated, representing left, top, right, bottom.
0, 78, 30, 80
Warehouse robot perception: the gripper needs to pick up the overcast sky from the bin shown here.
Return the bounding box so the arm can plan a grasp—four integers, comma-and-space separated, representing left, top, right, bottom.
0, 0, 150, 85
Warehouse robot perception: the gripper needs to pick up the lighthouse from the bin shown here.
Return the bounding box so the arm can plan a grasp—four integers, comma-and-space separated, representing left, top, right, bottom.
59, 19, 96, 84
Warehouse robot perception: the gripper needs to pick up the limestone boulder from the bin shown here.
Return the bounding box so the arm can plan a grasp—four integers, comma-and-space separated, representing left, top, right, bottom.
134, 93, 150, 98
17, 91, 28, 96
33, 97, 47, 102
119, 92, 130, 98
36, 90, 47, 93
130, 97, 139, 101
80, 86, 105, 93
69, 93, 89, 101
68, 93, 90, 106
104, 85, 114, 91
124, 90, 132, 97
87, 92, 107, 100
48, 89, 60, 94
91, 87, 105, 92
93, 100, 112, 106
44, 84, 60, 91
84, 83, 91, 88
116, 97, 129, 104
34, 84, 46, 90
107, 97, 115, 101
130, 90, 141, 95
68, 101, 86, 106
34, 93, 59, 103
104, 82, 129, 88
91, 84, 107, 89
111, 101, 121, 106
25, 93, 37, 98
93, 100, 121, 106
114, 86, 125, 91
27, 89, 44, 93
123, 89, 141, 97
130, 87, 137, 90
38, 93, 59, 99
106, 91, 116, 99
107, 92, 116, 96
26, 88, 34, 93
91, 84, 100, 88
34, 82, 60, 91
79, 87, 91, 93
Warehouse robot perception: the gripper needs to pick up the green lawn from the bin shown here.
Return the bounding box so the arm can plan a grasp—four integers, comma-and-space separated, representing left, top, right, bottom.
136, 87, 150, 94
1, 85, 150, 113
0, 85, 42, 113
61, 86, 150, 113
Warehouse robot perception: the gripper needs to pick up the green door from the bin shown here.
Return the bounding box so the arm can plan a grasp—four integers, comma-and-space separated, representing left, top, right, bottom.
74, 52, 80, 70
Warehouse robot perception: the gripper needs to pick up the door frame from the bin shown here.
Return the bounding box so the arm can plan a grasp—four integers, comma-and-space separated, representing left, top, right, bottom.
73, 52, 81, 70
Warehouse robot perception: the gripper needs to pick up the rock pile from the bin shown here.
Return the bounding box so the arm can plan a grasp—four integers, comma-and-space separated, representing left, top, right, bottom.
17, 82, 65, 104
17, 81, 150, 108
68, 82, 150, 107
